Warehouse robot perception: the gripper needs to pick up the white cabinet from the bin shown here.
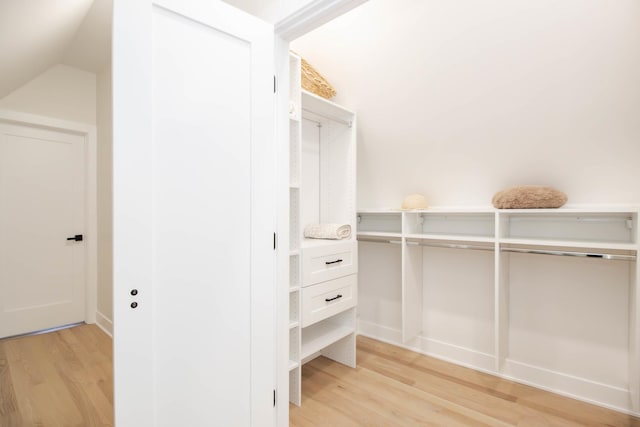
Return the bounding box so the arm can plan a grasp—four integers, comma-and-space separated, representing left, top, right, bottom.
288, 53, 357, 406
357, 207, 640, 414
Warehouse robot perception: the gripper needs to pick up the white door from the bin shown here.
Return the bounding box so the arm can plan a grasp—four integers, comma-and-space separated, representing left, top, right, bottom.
113, 1, 275, 426
0, 122, 85, 338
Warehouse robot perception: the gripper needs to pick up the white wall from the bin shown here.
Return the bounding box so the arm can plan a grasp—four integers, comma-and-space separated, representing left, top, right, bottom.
0, 61, 113, 330
0, 64, 96, 124
292, 0, 640, 208
96, 64, 113, 331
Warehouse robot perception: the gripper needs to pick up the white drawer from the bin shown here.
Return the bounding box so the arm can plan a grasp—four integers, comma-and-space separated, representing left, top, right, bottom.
301, 241, 357, 286
301, 274, 357, 327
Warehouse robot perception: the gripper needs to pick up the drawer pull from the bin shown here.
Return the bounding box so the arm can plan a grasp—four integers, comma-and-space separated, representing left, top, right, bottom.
325, 259, 343, 265
325, 294, 343, 302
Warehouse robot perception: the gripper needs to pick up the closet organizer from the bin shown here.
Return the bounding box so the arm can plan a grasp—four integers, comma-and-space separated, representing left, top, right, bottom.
288, 53, 357, 405
357, 208, 639, 414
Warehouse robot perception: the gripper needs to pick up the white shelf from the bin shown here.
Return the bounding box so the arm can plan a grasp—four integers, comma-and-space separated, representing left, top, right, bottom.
301, 324, 354, 360
289, 360, 299, 371
359, 205, 639, 214
301, 90, 354, 123
357, 208, 639, 252
289, 320, 299, 329
499, 238, 637, 251
290, 250, 300, 257
301, 238, 356, 249
499, 206, 639, 214
357, 231, 402, 239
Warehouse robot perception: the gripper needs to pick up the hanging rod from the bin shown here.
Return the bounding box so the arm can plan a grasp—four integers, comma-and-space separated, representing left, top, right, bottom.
501, 247, 636, 261
302, 108, 353, 128
358, 238, 494, 252
358, 238, 637, 261
405, 241, 494, 252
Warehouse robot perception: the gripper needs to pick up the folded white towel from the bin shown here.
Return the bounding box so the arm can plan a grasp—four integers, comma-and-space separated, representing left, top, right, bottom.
304, 223, 352, 240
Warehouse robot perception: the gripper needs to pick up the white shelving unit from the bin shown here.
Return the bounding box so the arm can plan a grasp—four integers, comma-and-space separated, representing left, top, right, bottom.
288, 53, 358, 406
357, 207, 640, 415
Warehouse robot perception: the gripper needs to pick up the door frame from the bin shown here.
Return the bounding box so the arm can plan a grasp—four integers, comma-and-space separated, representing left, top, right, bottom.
0, 109, 98, 328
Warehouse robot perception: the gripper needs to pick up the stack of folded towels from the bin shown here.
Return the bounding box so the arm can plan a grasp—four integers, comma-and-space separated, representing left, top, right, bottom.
304, 223, 351, 240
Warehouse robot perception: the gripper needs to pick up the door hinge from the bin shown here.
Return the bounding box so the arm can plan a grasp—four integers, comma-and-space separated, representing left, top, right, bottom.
273, 232, 277, 250
273, 75, 277, 93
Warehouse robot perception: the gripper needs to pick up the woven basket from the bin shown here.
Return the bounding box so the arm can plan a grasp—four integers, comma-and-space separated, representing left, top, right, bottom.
301, 58, 336, 99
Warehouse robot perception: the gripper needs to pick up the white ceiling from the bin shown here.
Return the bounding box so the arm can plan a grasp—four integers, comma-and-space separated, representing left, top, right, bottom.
0, 0, 112, 99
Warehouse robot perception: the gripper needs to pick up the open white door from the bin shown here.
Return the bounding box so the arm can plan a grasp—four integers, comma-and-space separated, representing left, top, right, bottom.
112, 1, 275, 426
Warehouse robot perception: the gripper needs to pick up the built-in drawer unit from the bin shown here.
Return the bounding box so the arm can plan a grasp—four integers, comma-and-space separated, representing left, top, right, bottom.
301, 241, 357, 286
301, 274, 357, 327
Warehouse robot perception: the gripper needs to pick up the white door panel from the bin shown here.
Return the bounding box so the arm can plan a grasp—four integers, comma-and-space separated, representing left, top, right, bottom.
0, 123, 85, 338
113, 0, 275, 425
152, 6, 253, 424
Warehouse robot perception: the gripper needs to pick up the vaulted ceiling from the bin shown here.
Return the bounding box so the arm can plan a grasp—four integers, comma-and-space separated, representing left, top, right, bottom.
0, 0, 111, 98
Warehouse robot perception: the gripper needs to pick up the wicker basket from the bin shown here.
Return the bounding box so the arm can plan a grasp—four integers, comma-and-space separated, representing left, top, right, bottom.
301, 58, 336, 100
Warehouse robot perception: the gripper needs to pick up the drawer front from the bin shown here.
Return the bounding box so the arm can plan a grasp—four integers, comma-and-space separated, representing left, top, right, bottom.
301, 274, 357, 327
302, 241, 357, 286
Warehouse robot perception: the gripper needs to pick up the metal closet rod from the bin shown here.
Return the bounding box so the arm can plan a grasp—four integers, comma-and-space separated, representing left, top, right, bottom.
360, 238, 493, 252
501, 247, 636, 261
302, 108, 353, 128
357, 239, 636, 261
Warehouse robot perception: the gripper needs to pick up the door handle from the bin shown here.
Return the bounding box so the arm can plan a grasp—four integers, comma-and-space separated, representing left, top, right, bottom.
66, 234, 83, 242
325, 259, 343, 265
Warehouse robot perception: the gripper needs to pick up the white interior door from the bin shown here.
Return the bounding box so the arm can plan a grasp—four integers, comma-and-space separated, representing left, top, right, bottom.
0, 122, 85, 338
113, 1, 275, 426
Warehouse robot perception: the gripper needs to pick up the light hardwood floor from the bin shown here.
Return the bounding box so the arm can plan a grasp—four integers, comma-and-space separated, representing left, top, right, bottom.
3, 327, 639, 426
0, 324, 113, 426
290, 336, 640, 427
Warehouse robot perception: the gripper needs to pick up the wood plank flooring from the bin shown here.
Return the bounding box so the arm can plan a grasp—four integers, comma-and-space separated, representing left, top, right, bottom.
2, 326, 639, 426
290, 336, 640, 427
0, 324, 113, 427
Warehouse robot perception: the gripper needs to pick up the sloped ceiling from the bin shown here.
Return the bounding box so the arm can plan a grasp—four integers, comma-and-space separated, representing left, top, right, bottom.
291, 0, 640, 207
62, 0, 112, 74
0, 0, 111, 99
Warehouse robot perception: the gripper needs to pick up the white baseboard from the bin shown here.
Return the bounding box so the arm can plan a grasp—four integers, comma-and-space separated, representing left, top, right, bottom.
502, 359, 634, 415
357, 319, 638, 416
96, 311, 113, 337
357, 319, 496, 374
